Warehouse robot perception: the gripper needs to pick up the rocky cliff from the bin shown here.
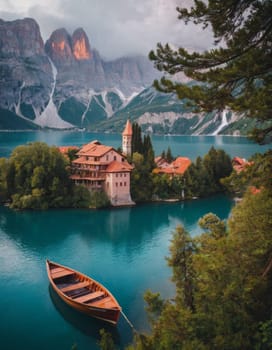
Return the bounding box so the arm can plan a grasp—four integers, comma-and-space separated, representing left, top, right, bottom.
0, 17, 159, 130
0, 18, 53, 128
0, 17, 251, 135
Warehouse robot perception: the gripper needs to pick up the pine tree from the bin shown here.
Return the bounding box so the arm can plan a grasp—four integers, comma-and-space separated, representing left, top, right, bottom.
132, 122, 143, 154
149, 1, 272, 143
166, 146, 174, 163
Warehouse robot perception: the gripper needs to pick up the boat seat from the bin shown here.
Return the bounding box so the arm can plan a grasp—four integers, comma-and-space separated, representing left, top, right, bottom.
88, 296, 115, 308
61, 281, 90, 293
52, 270, 74, 279
51, 267, 65, 273
74, 291, 105, 303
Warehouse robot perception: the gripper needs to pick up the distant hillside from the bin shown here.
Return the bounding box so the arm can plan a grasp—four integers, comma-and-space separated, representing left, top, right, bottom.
92, 86, 256, 136
0, 18, 259, 135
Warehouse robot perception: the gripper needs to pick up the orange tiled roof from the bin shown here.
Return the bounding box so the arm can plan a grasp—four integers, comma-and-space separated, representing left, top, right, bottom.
172, 157, 191, 174
153, 156, 191, 175
78, 140, 113, 157
122, 120, 133, 136
106, 160, 133, 173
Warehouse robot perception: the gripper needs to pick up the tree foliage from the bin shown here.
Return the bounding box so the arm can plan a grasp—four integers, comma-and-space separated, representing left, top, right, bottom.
130, 123, 156, 202
132, 123, 144, 155
98, 329, 117, 350
149, 1, 272, 142
222, 150, 272, 196
183, 147, 232, 197
2, 142, 91, 209
0, 157, 8, 201
130, 152, 154, 202
129, 188, 272, 349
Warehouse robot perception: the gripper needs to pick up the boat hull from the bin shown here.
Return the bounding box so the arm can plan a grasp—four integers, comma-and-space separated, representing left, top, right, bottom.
46, 260, 121, 325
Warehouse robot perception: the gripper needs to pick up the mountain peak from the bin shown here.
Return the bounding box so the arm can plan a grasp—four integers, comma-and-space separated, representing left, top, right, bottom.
72, 28, 91, 60
0, 17, 44, 58
45, 27, 92, 64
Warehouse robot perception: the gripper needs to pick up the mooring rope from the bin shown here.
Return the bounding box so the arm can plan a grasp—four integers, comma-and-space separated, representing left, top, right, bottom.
121, 310, 136, 332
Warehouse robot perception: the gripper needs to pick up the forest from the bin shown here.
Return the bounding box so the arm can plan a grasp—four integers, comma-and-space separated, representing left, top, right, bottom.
99, 0, 272, 349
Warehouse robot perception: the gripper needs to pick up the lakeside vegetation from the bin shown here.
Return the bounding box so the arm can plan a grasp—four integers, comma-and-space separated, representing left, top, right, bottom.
0, 129, 234, 210
0, 142, 92, 209
123, 150, 271, 350
99, 0, 272, 349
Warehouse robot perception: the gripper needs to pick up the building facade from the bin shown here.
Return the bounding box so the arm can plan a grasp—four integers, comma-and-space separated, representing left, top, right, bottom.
70, 121, 134, 206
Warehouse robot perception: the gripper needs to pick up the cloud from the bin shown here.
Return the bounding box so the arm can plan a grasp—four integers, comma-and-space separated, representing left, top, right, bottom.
0, 0, 214, 60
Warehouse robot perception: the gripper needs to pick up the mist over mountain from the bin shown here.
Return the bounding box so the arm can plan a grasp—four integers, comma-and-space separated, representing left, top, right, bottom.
0, 17, 250, 135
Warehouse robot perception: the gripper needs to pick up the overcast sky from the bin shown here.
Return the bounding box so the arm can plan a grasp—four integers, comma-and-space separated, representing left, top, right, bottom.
0, 0, 214, 60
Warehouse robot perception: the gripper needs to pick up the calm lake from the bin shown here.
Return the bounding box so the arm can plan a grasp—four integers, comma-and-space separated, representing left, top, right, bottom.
0, 131, 270, 350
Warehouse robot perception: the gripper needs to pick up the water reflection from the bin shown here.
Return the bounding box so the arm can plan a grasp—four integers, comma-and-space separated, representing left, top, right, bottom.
0, 195, 234, 350
0, 195, 234, 253
48, 285, 127, 346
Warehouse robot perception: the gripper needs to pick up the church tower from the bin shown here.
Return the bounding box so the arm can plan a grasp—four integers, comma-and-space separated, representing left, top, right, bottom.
122, 119, 133, 156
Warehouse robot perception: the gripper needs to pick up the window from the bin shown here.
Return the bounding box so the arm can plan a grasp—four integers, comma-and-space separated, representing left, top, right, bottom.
116, 183, 118, 187
120, 182, 122, 186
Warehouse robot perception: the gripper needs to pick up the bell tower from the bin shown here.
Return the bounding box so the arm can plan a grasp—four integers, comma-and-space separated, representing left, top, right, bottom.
122, 119, 133, 156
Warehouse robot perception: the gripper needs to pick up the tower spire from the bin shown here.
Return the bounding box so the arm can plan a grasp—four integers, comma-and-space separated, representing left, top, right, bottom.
122, 119, 133, 156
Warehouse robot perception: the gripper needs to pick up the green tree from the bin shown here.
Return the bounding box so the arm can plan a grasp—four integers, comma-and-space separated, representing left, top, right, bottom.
198, 212, 226, 239
0, 157, 8, 201
5, 142, 91, 209
222, 150, 272, 196
89, 190, 110, 209
98, 329, 117, 350
67, 148, 78, 162
142, 134, 155, 172
152, 173, 170, 199
203, 147, 232, 192
130, 152, 154, 202
129, 188, 272, 350
167, 225, 196, 311
165, 147, 174, 163
132, 123, 143, 154
183, 148, 232, 198
149, 1, 272, 143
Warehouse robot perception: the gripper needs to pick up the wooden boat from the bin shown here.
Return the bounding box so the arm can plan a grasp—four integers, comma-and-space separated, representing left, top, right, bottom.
46, 260, 121, 325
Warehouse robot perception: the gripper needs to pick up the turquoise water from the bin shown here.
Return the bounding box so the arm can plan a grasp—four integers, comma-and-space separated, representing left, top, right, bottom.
0, 130, 270, 159
0, 131, 270, 349
0, 196, 233, 350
